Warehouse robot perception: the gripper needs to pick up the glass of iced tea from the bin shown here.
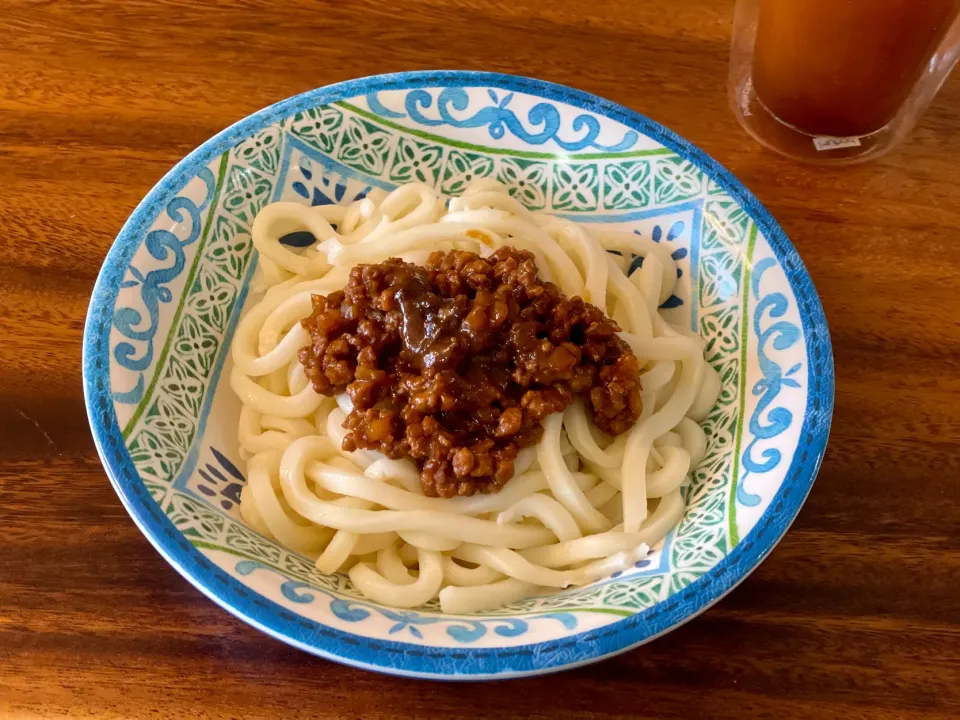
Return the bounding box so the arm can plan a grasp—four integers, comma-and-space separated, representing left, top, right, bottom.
729, 0, 960, 163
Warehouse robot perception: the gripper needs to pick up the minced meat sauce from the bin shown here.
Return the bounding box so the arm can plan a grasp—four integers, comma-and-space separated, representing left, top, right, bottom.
298, 247, 642, 498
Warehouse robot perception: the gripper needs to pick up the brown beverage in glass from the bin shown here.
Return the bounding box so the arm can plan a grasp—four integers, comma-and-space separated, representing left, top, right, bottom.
752, 0, 960, 139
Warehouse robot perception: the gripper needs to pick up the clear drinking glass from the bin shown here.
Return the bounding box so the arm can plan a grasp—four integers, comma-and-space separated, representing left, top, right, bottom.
729, 0, 960, 164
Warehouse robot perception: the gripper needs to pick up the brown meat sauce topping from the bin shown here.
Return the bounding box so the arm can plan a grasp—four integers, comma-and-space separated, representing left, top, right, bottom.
299, 248, 642, 498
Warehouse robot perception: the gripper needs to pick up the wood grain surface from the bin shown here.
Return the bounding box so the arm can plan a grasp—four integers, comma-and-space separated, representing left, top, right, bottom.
1, 1, 959, 718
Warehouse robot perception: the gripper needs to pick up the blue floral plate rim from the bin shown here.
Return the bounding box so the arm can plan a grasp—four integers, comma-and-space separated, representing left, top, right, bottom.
82, 70, 834, 680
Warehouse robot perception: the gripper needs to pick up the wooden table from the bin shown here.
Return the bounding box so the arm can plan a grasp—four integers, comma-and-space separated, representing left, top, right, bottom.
2, 1, 958, 718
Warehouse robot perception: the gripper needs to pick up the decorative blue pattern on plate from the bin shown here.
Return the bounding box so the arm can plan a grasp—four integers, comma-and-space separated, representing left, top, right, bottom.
366, 88, 639, 152
112, 167, 217, 404
738, 258, 804, 506
82, 71, 833, 680
236, 560, 581, 643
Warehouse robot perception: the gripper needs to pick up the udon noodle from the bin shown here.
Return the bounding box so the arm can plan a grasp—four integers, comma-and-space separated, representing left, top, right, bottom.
229, 180, 720, 613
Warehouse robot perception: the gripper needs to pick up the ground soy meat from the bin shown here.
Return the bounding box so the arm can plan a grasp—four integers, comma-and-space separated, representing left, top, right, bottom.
298, 247, 642, 498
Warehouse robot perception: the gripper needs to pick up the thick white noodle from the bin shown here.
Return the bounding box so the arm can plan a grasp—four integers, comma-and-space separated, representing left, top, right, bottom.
350, 548, 443, 608
229, 180, 715, 612
563, 400, 625, 468
377, 544, 416, 585
676, 417, 708, 468
439, 578, 540, 614
496, 494, 582, 543
538, 414, 612, 534
442, 557, 503, 587
244, 451, 329, 554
